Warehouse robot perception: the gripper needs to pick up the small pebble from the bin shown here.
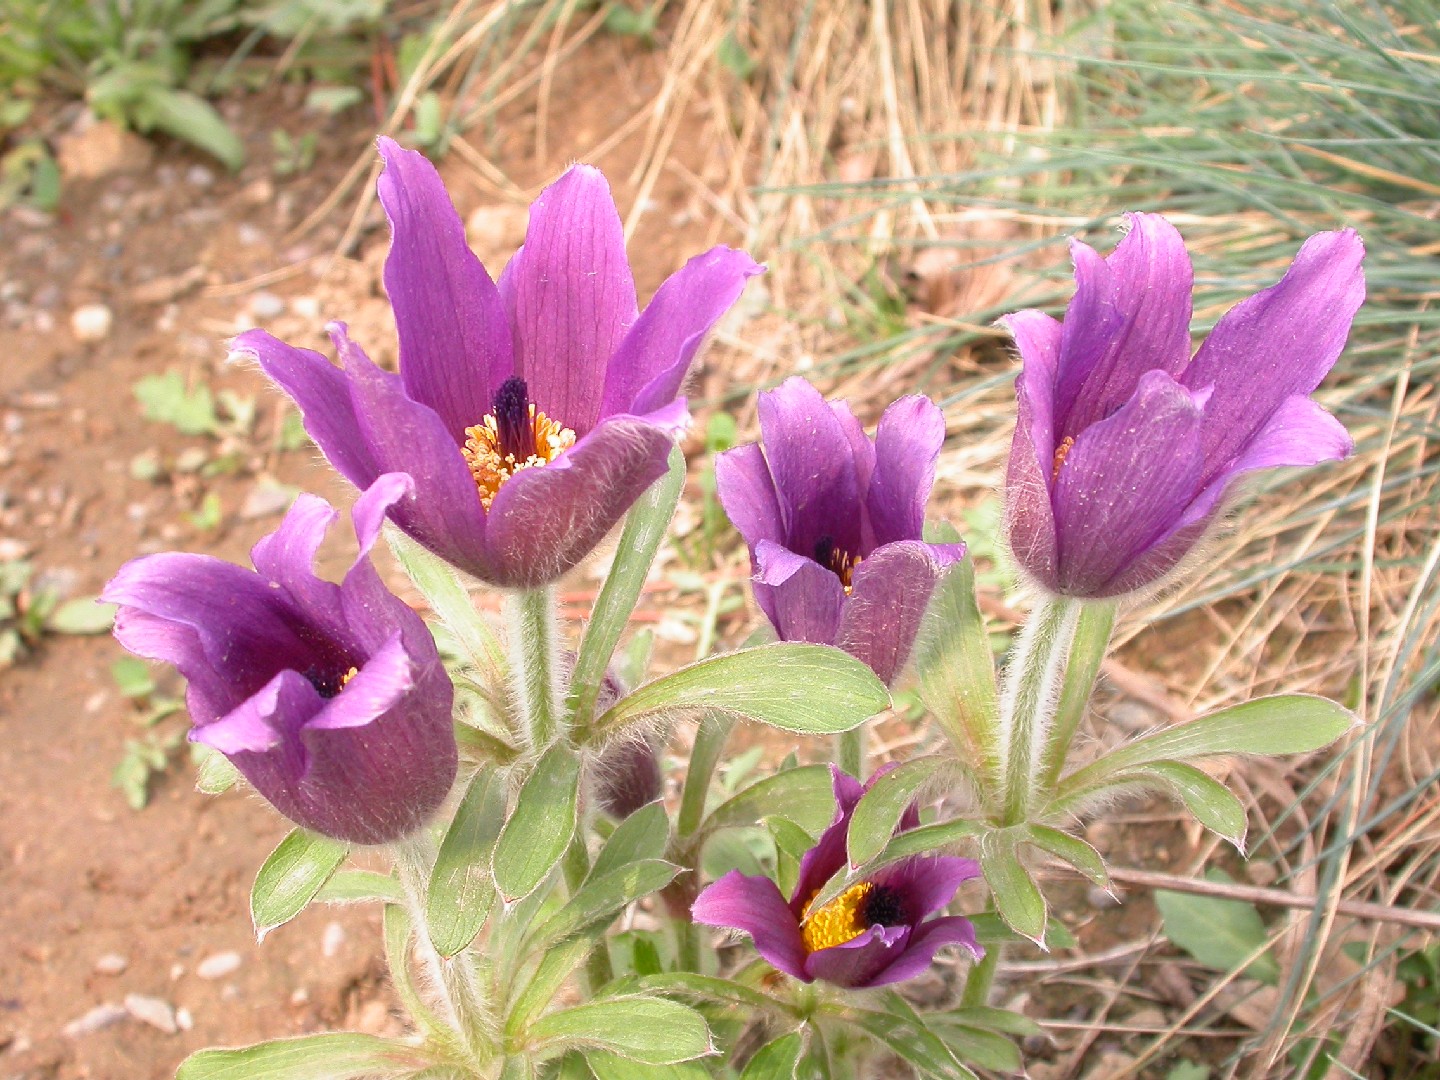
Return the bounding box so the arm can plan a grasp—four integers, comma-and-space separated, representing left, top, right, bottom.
291, 295, 320, 320
70, 303, 113, 343
249, 291, 286, 320
321, 921, 345, 959
186, 165, 215, 188
169, 963, 185, 981
93, 953, 128, 976
64, 1003, 128, 1037
196, 951, 242, 980
124, 993, 178, 1035
175, 1007, 194, 1032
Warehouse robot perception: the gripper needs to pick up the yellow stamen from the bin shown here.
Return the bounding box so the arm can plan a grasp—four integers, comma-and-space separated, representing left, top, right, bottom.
339, 666, 358, 688
800, 881, 874, 953
461, 404, 576, 509
1052, 435, 1076, 481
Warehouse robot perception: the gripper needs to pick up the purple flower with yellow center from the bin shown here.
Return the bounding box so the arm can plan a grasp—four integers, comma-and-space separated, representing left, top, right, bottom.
101, 475, 457, 845
716, 377, 966, 685
235, 138, 762, 589
1003, 214, 1363, 598
692, 766, 981, 988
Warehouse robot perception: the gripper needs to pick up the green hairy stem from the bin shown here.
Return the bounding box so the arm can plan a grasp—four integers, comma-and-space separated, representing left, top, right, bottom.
508, 587, 564, 751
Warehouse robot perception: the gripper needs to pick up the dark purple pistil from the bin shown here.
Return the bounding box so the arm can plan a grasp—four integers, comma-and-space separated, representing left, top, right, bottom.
861, 885, 907, 928
303, 665, 347, 700
492, 377, 533, 459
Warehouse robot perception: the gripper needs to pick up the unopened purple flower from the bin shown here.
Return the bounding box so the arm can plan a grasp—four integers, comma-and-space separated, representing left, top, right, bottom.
102, 475, 457, 845
235, 138, 762, 589
716, 377, 965, 685
1004, 214, 1363, 598
693, 766, 981, 988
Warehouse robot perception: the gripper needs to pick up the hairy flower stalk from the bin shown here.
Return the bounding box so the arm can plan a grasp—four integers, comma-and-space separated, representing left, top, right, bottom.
238, 138, 762, 589
508, 587, 563, 750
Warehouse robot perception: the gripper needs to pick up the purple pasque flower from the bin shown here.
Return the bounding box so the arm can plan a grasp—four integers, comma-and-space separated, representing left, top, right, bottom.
692, 766, 981, 989
716, 377, 966, 685
102, 475, 456, 845
235, 138, 762, 589
1003, 213, 1363, 598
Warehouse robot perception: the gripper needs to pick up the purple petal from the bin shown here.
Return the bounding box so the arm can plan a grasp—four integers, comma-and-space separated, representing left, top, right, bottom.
326, 324, 497, 581
830, 401, 878, 552
1051, 371, 1207, 596
506, 165, 638, 435
757, 377, 865, 558
862, 916, 981, 987
1183, 394, 1353, 528
1182, 229, 1364, 481
716, 443, 784, 554
103, 553, 314, 716
600, 246, 763, 419
376, 137, 513, 442
692, 870, 809, 980
874, 856, 982, 919
803, 923, 910, 988
482, 412, 676, 588
249, 494, 343, 630
752, 541, 846, 648
238, 329, 380, 489
790, 765, 864, 911
1001, 310, 1062, 590
307, 631, 413, 732
1054, 215, 1195, 436
866, 396, 946, 548
836, 540, 952, 686
194, 668, 318, 763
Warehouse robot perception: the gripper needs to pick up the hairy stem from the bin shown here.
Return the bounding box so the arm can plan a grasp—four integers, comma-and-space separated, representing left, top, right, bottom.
836, 725, 866, 779
997, 596, 1081, 826
393, 832, 496, 1062
960, 943, 1001, 1009
507, 587, 563, 751
1037, 600, 1117, 795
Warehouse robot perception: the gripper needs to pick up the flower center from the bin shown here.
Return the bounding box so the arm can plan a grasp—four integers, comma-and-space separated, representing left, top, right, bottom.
1051, 435, 1076, 480
799, 882, 906, 953
306, 665, 359, 700
813, 534, 862, 593
461, 376, 576, 509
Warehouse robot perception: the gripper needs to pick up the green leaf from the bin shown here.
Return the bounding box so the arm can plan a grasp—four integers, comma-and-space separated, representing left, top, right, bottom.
134, 371, 218, 436
428, 768, 505, 956
980, 831, 1046, 945
912, 558, 999, 776
388, 529, 506, 680
569, 448, 683, 729
1166, 1064, 1211, 1080
304, 86, 363, 115
846, 1005, 976, 1080
591, 643, 889, 738
251, 829, 348, 939
47, 596, 115, 634
637, 972, 778, 1012
1155, 871, 1279, 985
1024, 825, 1109, 889
527, 996, 712, 1064
175, 1033, 428, 1079
1056, 694, 1354, 805
492, 744, 582, 902
586, 1053, 710, 1080
111, 656, 155, 698
917, 1019, 1022, 1073
528, 859, 679, 951
194, 748, 240, 794
806, 817, 984, 913
507, 936, 595, 1037
942, 1005, 1044, 1038
704, 764, 836, 837
133, 86, 244, 171
315, 869, 404, 905
847, 757, 948, 867
740, 1032, 803, 1079
1130, 760, 1249, 848
716, 31, 757, 80
590, 800, 670, 881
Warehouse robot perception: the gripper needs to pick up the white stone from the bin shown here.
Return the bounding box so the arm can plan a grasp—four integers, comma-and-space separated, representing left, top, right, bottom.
93, 953, 128, 975
124, 993, 178, 1034
196, 951, 242, 980
249, 291, 286, 320
70, 303, 113, 343
321, 921, 345, 958
63, 1003, 127, 1037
